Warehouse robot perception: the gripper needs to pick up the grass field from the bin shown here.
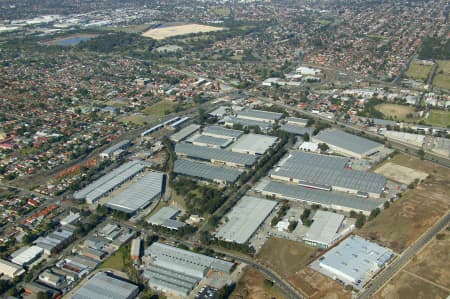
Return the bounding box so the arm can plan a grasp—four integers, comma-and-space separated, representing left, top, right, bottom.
231, 267, 287, 299
405, 61, 433, 81
99, 244, 130, 271
143, 100, 176, 117
374, 227, 450, 299
119, 114, 146, 125
142, 24, 225, 40
433, 60, 450, 90
359, 154, 450, 253
426, 110, 450, 128
106, 23, 152, 34
375, 104, 416, 122
257, 237, 318, 278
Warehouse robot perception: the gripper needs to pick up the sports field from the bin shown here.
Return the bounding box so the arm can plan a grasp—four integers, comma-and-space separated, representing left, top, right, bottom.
375, 104, 415, 122
405, 61, 433, 81
142, 24, 225, 40
433, 60, 450, 90
426, 109, 450, 128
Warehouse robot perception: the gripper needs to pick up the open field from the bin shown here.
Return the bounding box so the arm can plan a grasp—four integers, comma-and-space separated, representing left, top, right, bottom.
257, 237, 318, 278
143, 100, 176, 117
99, 244, 129, 271
405, 61, 433, 81
142, 24, 225, 40
288, 268, 351, 299
374, 162, 428, 185
433, 60, 450, 90
231, 267, 287, 299
375, 104, 416, 122
359, 154, 450, 253
119, 114, 146, 125
106, 23, 152, 33
426, 110, 450, 128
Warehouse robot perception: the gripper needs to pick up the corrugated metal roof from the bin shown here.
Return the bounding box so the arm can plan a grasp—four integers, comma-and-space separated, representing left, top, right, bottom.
230, 134, 278, 155
170, 124, 201, 142
223, 117, 272, 130
72, 272, 139, 299
187, 134, 232, 148
203, 125, 243, 139
237, 109, 283, 122
174, 159, 241, 183
313, 129, 382, 155
280, 124, 314, 136
303, 211, 344, 247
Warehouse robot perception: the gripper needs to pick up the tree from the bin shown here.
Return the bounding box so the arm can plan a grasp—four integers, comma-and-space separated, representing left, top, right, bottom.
318, 143, 329, 152
355, 214, 366, 228
417, 149, 425, 160
383, 201, 390, 209
303, 132, 310, 142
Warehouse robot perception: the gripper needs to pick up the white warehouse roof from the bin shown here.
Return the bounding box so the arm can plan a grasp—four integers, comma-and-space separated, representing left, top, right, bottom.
0, 258, 25, 278
303, 211, 344, 248
11, 246, 43, 266
230, 133, 278, 155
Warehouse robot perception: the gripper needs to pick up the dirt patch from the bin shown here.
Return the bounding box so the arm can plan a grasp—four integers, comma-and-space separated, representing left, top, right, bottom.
375, 104, 416, 121
231, 267, 287, 299
142, 24, 225, 40
374, 162, 428, 184
288, 268, 351, 299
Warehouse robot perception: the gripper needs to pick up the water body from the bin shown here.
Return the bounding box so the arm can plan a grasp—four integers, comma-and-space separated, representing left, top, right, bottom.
56, 36, 93, 46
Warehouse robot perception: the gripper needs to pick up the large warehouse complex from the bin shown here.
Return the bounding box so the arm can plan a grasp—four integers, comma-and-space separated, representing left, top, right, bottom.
202, 125, 243, 140
310, 235, 393, 289
236, 109, 283, 123
270, 151, 386, 198
230, 133, 278, 155
144, 242, 234, 296
72, 271, 139, 299
216, 196, 277, 244
104, 171, 164, 214
73, 160, 147, 204
312, 129, 384, 159
174, 159, 242, 184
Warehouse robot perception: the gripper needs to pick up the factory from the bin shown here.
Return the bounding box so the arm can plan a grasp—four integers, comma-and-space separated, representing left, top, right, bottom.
0, 258, 25, 278
10, 246, 44, 267
73, 160, 147, 204
72, 271, 139, 299
270, 151, 386, 198
216, 196, 277, 244
174, 159, 242, 184
310, 235, 393, 289
147, 206, 185, 230
99, 139, 131, 160
104, 171, 165, 214
130, 238, 142, 261
230, 133, 278, 155
170, 124, 201, 143
143, 242, 234, 297
303, 211, 346, 248
202, 125, 243, 140
236, 109, 283, 123
33, 227, 75, 255
312, 129, 384, 159
186, 134, 233, 148
222, 116, 272, 132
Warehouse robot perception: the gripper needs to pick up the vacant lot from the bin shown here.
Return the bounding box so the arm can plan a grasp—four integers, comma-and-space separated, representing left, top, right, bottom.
257, 237, 318, 278
289, 268, 351, 299
374, 162, 428, 185
406, 61, 433, 81
359, 154, 450, 253
433, 60, 450, 90
231, 267, 287, 299
426, 110, 450, 128
99, 244, 129, 271
375, 104, 416, 122
143, 100, 176, 117
119, 114, 145, 125
142, 24, 225, 40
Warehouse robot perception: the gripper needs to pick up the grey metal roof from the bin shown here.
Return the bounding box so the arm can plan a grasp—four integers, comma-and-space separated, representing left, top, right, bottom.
216, 196, 277, 244
285, 117, 309, 125
174, 159, 241, 183
224, 117, 272, 130
72, 272, 139, 299
104, 172, 164, 214
73, 161, 145, 201
175, 143, 257, 166
230, 134, 278, 155
187, 134, 232, 148
303, 211, 344, 247
280, 124, 314, 136
170, 124, 201, 142
313, 129, 382, 156
237, 109, 283, 122
259, 180, 383, 212
144, 265, 198, 296
203, 126, 243, 139
147, 206, 180, 226
271, 151, 386, 195
101, 140, 130, 156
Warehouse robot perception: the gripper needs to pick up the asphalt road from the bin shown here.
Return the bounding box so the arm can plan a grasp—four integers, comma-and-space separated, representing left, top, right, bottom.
358, 212, 450, 299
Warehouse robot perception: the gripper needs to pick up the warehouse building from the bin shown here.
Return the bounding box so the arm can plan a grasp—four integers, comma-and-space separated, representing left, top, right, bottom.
202, 125, 243, 140
312, 129, 384, 159
10, 245, 43, 267
216, 196, 277, 244
310, 235, 393, 289
100, 140, 131, 160
38, 270, 66, 288
236, 109, 283, 123
175, 143, 257, 167
222, 117, 272, 132
73, 160, 146, 204
73, 272, 139, 299
147, 206, 185, 230
34, 228, 75, 255
186, 134, 233, 148
230, 133, 278, 155
60, 211, 81, 226
255, 180, 383, 215
285, 117, 309, 126
303, 211, 345, 248
144, 242, 234, 297
104, 171, 165, 214
0, 258, 25, 278
131, 238, 142, 261
170, 124, 201, 143
270, 151, 386, 198
174, 159, 242, 184
280, 124, 314, 136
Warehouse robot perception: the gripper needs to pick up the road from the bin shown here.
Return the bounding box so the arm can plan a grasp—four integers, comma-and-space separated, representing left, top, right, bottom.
358, 212, 450, 299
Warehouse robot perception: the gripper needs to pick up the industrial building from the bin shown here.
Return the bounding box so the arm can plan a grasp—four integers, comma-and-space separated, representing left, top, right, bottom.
280, 124, 314, 136
38, 270, 66, 288
0, 258, 25, 278
73, 272, 139, 299
285, 117, 309, 126
310, 235, 393, 289
186, 134, 233, 148
73, 160, 146, 204
303, 211, 345, 248
216, 196, 277, 244
230, 133, 278, 155
60, 211, 81, 226
170, 124, 201, 143
147, 206, 185, 230
34, 228, 75, 255
270, 151, 386, 198
312, 129, 384, 159
236, 109, 283, 123
10, 245, 43, 267
175, 143, 257, 167
144, 242, 233, 297
99, 140, 131, 160
223, 117, 272, 132
130, 238, 142, 261
255, 180, 383, 215
174, 159, 242, 184
202, 125, 243, 140
104, 171, 165, 214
